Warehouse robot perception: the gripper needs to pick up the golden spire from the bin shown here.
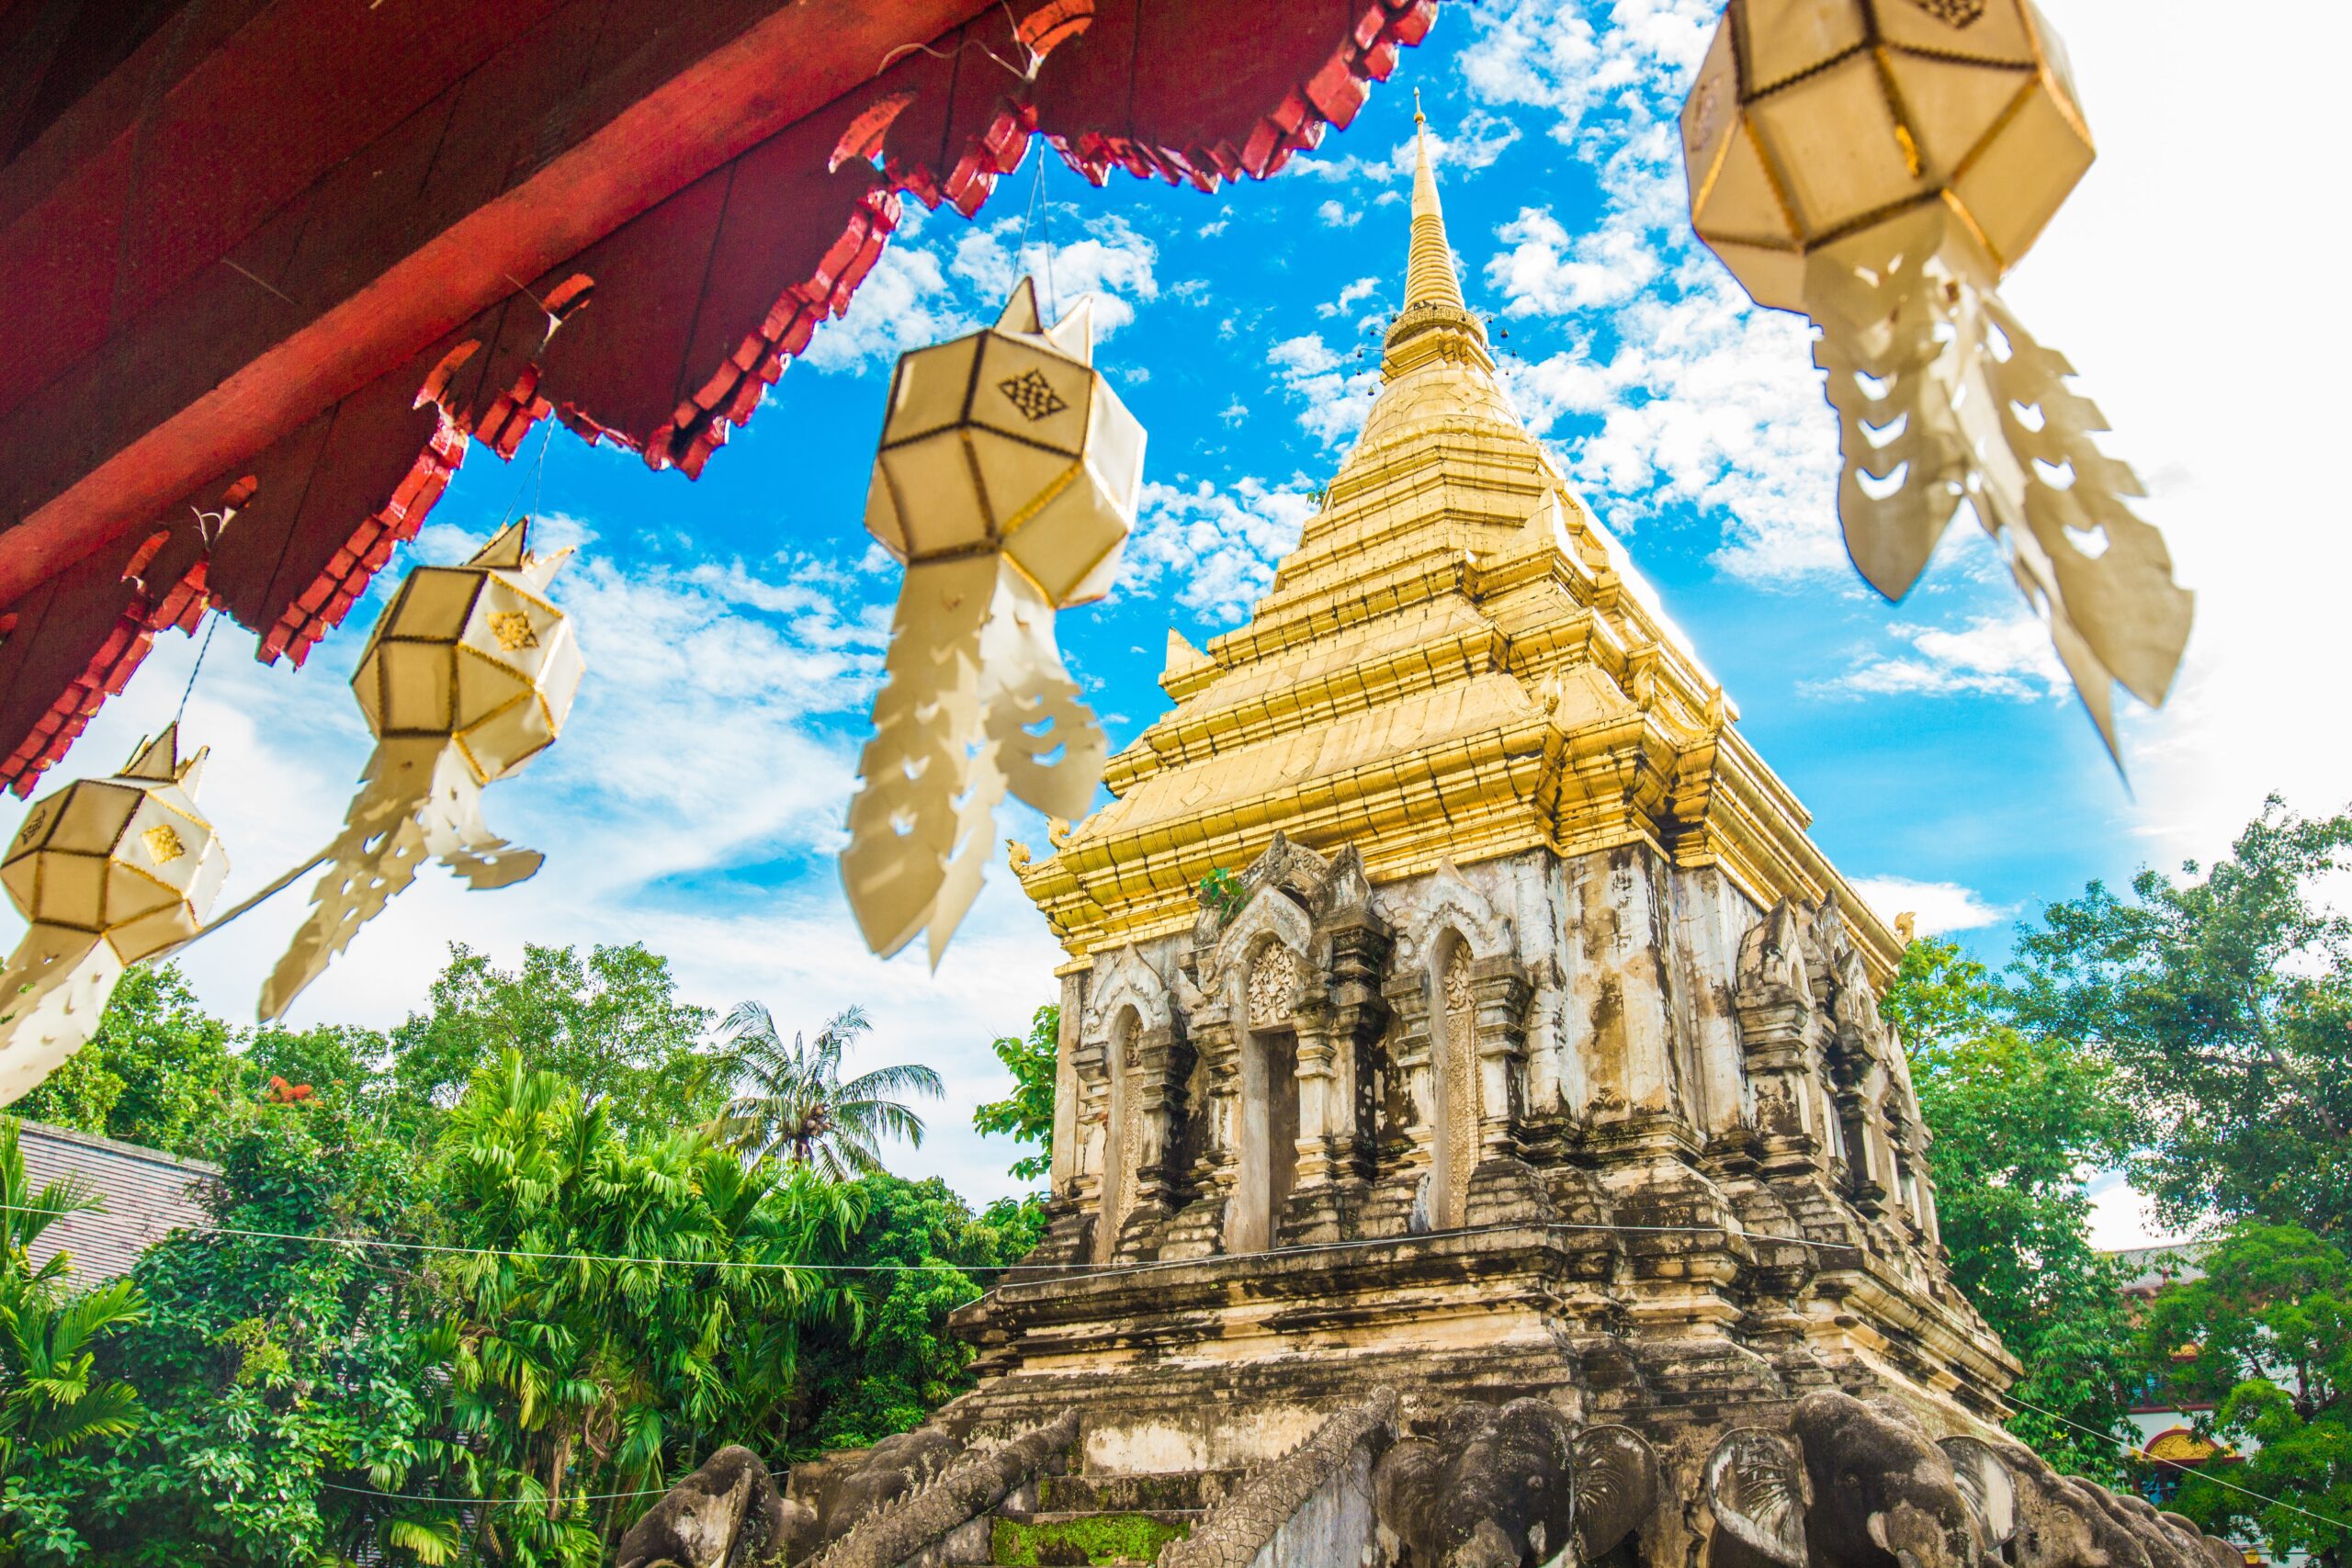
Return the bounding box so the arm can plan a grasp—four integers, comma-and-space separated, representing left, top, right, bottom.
1383, 100, 1488, 375
1403, 91, 1467, 312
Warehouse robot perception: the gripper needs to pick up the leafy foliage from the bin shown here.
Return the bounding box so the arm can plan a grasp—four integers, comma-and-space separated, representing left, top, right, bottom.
0, 941, 1002, 1565
12, 966, 248, 1158
710, 1004, 943, 1180
973, 1006, 1057, 1183
2012, 798, 2352, 1243
0, 1119, 147, 1562
2136, 1224, 2352, 1568
386, 942, 720, 1140
786, 1176, 1043, 1457
1889, 939, 2137, 1481
1197, 868, 1247, 923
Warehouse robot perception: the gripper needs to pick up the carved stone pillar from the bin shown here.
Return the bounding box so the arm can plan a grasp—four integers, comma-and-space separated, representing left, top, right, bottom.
1114, 1020, 1185, 1262
1462, 955, 1544, 1229
1159, 1007, 1236, 1260
1364, 968, 1436, 1236
1320, 898, 1390, 1221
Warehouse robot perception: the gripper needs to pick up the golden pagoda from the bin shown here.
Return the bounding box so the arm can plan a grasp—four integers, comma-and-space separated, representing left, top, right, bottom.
625, 111, 2245, 1568
959, 107, 2013, 1523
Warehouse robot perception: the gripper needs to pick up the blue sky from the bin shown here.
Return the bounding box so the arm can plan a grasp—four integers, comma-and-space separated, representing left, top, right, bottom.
15, 0, 2347, 1243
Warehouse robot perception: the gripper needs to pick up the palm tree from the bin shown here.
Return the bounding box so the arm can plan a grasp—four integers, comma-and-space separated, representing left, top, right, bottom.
709, 1003, 944, 1179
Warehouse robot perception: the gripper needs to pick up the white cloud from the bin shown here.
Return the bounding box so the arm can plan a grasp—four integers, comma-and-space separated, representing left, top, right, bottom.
2086, 1170, 2194, 1253
1845, 876, 2013, 938
1814, 615, 2071, 703
1121, 477, 1317, 622
951, 211, 1159, 336
1317, 276, 1383, 319
798, 209, 967, 372
1267, 333, 1382, 447
1316, 199, 1361, 231
1289, 108, 1521, 184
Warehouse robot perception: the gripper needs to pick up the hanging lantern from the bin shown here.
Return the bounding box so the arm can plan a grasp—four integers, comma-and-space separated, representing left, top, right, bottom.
842, 278, 1144, 965
0, 726, 227, 1102
1681, 0, 2191, 756
263, 519, 582, 1019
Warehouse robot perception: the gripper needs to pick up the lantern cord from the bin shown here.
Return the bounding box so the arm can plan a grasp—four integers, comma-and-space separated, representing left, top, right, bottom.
172, 612, 220, 726
499, 420, 557, 531
168, 850, 333, 953
1016, 143, 1059, 321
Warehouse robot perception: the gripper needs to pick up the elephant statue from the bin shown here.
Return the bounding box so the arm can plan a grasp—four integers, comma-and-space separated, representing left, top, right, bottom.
1374, 1400, 1660, 1568
1947, 1434, 2240, 1568
1712, 1400, 2249, 1568
616, 1444, 806, 1568
1704, 1392, 1984, 1568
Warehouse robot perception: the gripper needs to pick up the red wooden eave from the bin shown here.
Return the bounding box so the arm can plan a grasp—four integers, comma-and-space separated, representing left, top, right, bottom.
0, 0, 1437, 793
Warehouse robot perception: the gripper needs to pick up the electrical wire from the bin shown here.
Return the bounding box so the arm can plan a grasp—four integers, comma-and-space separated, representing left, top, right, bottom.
19, 1199, 2340, 1531
3, 1201, 1858, 1279
2000, 1388, 2351, 1532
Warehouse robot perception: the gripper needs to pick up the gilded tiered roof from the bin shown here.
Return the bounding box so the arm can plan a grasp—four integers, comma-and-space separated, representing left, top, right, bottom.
1015, 113, 1899, 979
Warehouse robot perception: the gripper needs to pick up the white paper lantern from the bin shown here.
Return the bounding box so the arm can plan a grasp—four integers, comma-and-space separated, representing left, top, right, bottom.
1681, 0, 2191, 757
0, 725, 227, 1101
842, 280, 1145, 965
264, 519, 582, 1019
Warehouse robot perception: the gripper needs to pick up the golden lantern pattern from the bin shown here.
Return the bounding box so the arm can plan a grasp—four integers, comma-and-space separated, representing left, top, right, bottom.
0, 725, 227, 1101
843, 278, 1145, 965
264, 519, 582, 1019
1681, 0, 2191, 755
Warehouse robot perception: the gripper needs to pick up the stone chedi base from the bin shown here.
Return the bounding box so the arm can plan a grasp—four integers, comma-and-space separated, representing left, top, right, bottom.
621, 119, 2207, 1568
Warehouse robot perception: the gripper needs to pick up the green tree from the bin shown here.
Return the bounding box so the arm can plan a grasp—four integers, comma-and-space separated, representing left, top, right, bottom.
386, 942, 719, 1139
28, 1097, 443, 1567
1887, 938, 2137, 1480
711, 1004, 943, 1180
12, 965, 249, 1157
419, 1052, 862, 1563
973, 1006, 1057, 1183
2137, 1224, 2352, 1568
2013, 798, 2352, 1242
786, 1176, 1044, 1456
0, 1119, 147, 1563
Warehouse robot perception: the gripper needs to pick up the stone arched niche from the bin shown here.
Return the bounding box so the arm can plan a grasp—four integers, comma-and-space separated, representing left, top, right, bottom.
1079, 945, 1171, 1261
1230, 936, 1304, 1254
1385, 863, 1516, 1231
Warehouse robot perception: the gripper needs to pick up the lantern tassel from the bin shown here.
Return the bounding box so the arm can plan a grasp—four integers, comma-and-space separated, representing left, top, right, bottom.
261, 738, 543, 1021
0, 925, 123, 1105
1808, 208, 2193, 763
841, 557, 1104, 967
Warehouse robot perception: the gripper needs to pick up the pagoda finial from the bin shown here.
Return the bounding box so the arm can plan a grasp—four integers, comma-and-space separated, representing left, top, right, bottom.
1403, 105, 1467, 313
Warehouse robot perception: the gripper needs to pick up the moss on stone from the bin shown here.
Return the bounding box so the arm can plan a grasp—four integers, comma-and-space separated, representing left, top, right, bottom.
990, 1513, 1191, 1565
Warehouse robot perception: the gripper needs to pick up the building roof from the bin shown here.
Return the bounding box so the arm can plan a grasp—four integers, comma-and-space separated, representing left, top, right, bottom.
2106, 1242, 2209, 1295
17, 1119, 217, 1281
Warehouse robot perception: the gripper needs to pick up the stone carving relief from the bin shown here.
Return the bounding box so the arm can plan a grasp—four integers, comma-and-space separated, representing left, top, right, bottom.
1083, 942, 1170, 1035
1247, 944, 1297, 1027
1439, 942, 1478, 1228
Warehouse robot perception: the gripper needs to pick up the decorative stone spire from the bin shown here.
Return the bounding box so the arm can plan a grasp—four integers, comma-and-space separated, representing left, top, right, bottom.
1384, 96, 1489, 375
